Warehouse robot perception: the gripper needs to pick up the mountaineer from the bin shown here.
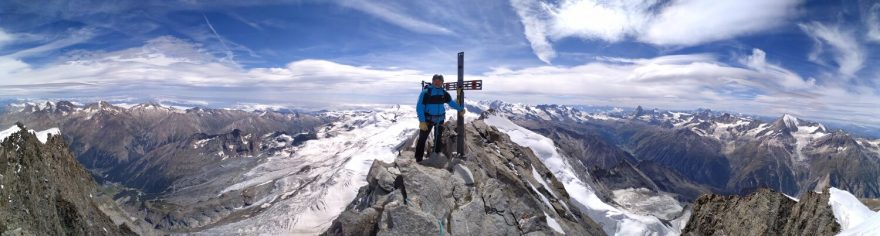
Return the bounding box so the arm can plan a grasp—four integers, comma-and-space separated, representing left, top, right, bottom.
415, 74, 464, 162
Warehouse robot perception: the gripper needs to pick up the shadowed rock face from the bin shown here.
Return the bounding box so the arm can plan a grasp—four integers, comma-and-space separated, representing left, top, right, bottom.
0, 124, 138, 235
322, 120, 606, 236
683, 188, 839, 236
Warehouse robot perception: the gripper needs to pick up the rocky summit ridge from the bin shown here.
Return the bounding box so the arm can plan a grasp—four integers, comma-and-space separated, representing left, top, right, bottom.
322, 119, 606, 235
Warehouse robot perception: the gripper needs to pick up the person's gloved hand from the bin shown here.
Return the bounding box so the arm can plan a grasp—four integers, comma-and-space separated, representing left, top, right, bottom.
459, 108, 466, 116
419, 122, 428, 131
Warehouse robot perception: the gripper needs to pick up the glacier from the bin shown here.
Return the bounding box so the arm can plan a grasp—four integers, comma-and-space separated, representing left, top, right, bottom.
483, 114, 679, 236
201, 105, 419, 234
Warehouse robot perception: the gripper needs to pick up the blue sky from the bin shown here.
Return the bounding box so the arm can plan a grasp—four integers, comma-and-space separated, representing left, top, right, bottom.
0, 0, 879, 127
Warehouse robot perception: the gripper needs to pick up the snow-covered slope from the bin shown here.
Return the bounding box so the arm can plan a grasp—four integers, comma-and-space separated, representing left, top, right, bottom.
471, 100, 605, 122
0, 125, 60, 144
483, 114, 679, 236
829, 187, 880, 235
201, 105, 418, 234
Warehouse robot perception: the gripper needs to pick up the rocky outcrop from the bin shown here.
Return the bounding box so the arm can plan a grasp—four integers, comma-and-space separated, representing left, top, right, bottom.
0, 123, 140, 235
322, 120, 605, 235
683, 188, 839, 236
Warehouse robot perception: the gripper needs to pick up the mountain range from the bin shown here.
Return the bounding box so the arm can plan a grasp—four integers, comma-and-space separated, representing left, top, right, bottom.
2, 100, 879, 235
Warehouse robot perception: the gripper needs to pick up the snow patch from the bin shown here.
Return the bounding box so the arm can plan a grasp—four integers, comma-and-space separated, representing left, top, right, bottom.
531, 165, 558, 199
748, 123, 770, 136
528, 180, 554, 211
192, 138, 213, 149
544, 212, 565, 234
783, 193, 799, 202
669, 112, 690, 120
829, 187, 880, 235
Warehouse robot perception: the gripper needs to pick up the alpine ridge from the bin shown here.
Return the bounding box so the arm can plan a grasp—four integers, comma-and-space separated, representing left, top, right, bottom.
0, 123, 146, 235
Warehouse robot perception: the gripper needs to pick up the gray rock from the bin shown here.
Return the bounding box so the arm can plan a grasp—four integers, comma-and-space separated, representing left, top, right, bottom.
420, 152, 450, 169
683, 188, 840, 236
378, 204, 446, 236
450, 198, 486, 236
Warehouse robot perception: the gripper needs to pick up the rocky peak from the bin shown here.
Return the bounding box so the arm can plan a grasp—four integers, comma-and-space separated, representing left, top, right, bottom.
683, 188, 839, 235
782, 113, 798, 125
634, 105, 646, 117
54, 101, 78, 114
131, 101, 164, 110
0, 124, 138, 235
322, 120, 605, 235
19, 102, 54, 113
717, 113, 737, 123
83, 101, 123, 113
781, 114, 800, 131
694, 108, 713, 120
767, 114, 829, 136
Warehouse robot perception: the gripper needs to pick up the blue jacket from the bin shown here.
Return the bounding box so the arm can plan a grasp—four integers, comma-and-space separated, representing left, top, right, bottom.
417, 85, 462, 123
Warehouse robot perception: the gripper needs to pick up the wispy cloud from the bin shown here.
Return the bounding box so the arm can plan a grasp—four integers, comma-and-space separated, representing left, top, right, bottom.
226, 12, 264, 31
799, 21, 865, 77
510, 0, 802, 63
5, 27, 96, 59
0, 29, 15, 48
509, 0, 557, 64
334, 0, 453, 35
866, 3, 880, 42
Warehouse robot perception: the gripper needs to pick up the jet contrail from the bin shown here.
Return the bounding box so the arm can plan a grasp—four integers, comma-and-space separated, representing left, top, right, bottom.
203, 14, 234, 61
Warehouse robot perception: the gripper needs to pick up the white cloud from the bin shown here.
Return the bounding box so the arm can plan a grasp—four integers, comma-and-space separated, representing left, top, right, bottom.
1, 36, 429, 105
799, 21, 866, 76
549, 0, 654, 42
0, 57, 30, 75
642, 0, 798, 45
3, 35, 877, 127
470, 48, 878, 126
741, 48, 814, 89
510, 0, 801, 63
478, 50, 811, 101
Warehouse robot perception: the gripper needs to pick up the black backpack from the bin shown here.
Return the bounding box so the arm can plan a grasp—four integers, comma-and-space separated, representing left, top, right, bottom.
421, 86, 451, 105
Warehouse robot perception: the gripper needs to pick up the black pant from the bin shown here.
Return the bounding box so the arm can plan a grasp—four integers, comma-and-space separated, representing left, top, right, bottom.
415, 120, 443, 162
